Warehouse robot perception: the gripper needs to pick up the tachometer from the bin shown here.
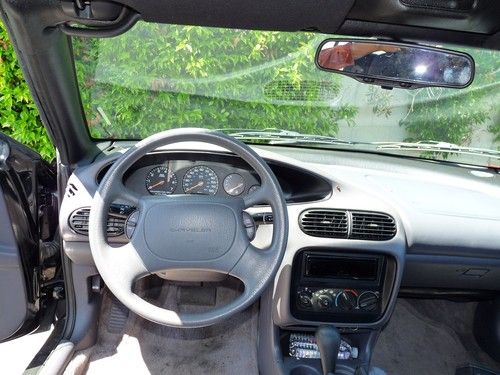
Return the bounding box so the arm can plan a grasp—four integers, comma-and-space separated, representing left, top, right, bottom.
182, 166, 219, 195
145, 165, 178, 195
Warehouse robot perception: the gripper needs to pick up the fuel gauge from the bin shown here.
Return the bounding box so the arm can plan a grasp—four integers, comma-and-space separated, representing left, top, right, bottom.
248, 184, 260, 195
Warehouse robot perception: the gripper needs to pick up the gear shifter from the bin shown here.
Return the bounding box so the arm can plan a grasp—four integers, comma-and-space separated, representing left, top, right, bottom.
315, 325, 341, 375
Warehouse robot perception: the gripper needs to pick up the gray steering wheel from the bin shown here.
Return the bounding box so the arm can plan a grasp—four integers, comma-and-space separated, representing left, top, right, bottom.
89, 128, 288, 327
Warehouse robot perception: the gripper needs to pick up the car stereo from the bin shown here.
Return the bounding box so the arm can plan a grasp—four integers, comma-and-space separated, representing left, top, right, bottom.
290, 250, 389, 323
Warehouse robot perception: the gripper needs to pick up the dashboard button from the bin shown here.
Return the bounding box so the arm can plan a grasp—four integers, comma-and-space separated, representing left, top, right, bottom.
242, 212, 256, 241
125, 210, 140, 239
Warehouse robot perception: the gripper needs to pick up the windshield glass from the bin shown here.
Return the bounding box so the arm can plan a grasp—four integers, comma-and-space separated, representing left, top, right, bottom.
73, 22, 499, 167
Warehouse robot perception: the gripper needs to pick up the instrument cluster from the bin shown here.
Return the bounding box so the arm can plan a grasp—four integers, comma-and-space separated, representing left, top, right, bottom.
125, 157, 261, 197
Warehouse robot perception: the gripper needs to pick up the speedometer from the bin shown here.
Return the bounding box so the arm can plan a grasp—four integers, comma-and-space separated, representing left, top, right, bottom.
223, 173, 245, 196
182, 166, 219, 195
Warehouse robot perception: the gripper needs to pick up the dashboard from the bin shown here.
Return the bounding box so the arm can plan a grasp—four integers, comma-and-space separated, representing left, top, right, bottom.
59, 141, 500, 330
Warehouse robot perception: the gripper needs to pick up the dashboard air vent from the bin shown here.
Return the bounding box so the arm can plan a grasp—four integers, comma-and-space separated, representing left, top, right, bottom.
69, 207, 126, 236
299, 209, 348, 238
300, 209, 396, 241
350, 212, 396, 241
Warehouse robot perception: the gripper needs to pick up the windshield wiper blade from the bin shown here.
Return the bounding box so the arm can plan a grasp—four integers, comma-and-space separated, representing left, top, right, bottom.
222, 129, 500, 162
222, 128, 356, 146
375, 141, 500, 159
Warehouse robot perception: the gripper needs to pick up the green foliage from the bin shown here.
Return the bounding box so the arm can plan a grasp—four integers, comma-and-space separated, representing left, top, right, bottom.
0, 22, 55, 160
1, 18, 498, 166
490, 120, 500, 143
400, 49, 499, 149
73, 23, 357, 139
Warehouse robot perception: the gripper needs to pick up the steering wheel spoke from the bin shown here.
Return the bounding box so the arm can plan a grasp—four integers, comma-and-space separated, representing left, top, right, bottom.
230, 243, 279, 291
111, 180, 142, 206
103, 242, 150, 288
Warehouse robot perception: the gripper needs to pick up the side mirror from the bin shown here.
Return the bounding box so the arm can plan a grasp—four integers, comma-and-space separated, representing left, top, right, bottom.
316, 39, 474, 89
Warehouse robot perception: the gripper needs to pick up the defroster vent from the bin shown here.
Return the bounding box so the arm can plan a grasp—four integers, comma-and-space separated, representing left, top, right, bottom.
300, 209, 396, 241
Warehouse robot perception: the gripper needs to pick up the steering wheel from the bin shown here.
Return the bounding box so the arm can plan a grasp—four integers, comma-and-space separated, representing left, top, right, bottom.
88, 128, 288, 328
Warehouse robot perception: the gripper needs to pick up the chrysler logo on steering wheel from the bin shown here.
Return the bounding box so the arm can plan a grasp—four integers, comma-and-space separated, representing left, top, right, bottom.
169, 227, 212, 233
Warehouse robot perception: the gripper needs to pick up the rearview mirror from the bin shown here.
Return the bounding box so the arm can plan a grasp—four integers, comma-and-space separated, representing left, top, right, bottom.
316, 39, 474, 89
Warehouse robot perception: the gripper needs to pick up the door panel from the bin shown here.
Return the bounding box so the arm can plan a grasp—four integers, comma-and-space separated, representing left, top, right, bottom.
0, 134, 57, 342
0, 183, 30, 341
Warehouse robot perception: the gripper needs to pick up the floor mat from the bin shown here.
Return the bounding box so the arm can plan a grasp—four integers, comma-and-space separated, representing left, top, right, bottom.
372, 299, 500, 375
65, 282, 259, 375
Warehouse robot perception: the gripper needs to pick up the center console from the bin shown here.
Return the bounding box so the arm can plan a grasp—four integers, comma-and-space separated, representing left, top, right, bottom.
259, 247, 401, 375
290, 249, 396, 325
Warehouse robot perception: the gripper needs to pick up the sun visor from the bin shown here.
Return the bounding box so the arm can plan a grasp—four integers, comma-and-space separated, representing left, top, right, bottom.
108, 0, 355, 33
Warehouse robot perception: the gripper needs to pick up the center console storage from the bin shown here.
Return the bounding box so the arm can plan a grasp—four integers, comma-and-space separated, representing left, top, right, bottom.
290, 249, 396, 324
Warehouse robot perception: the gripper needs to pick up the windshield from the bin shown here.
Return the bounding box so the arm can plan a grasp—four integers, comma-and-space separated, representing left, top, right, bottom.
73, 22, 499, 167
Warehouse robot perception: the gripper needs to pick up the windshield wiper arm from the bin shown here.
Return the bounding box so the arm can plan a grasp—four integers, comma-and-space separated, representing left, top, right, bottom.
374, 141, 500, 159
222, 128, 357, 146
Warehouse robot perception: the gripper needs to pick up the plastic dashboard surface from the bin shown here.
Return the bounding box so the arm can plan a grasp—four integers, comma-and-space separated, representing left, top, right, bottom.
59, 141, 500, 328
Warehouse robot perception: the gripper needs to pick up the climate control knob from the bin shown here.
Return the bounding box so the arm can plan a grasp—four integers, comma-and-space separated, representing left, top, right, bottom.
297, 289, 313, 308
317, 293, 334, 309
336, 290, 358, 311
358, 291, 379, 312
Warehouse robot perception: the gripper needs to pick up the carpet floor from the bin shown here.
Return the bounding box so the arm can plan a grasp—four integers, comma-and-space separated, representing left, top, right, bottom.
64, 282, 258, 375
372, 298, 500, 375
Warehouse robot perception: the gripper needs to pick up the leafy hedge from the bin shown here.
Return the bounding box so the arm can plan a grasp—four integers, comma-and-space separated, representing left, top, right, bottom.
73, 23, 358, 139
400, 49, 499, 147
0, 22, 55, 160
1, 19, 498, 163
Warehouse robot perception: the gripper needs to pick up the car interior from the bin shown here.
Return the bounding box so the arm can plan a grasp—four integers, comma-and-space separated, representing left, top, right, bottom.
0, 0, 499, 374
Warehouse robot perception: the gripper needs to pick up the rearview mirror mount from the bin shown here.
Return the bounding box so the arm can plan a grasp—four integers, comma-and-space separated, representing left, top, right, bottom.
316, 39, 474, 89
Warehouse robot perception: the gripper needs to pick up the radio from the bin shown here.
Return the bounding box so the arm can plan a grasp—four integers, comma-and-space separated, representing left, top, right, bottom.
291, 250, 388, 323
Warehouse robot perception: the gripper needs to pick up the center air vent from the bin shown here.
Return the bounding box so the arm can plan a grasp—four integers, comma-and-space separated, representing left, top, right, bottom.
350, 211, 397, 241
69, 207, 128, 236
299, 210, 348, 238
299, 209, 396, 241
